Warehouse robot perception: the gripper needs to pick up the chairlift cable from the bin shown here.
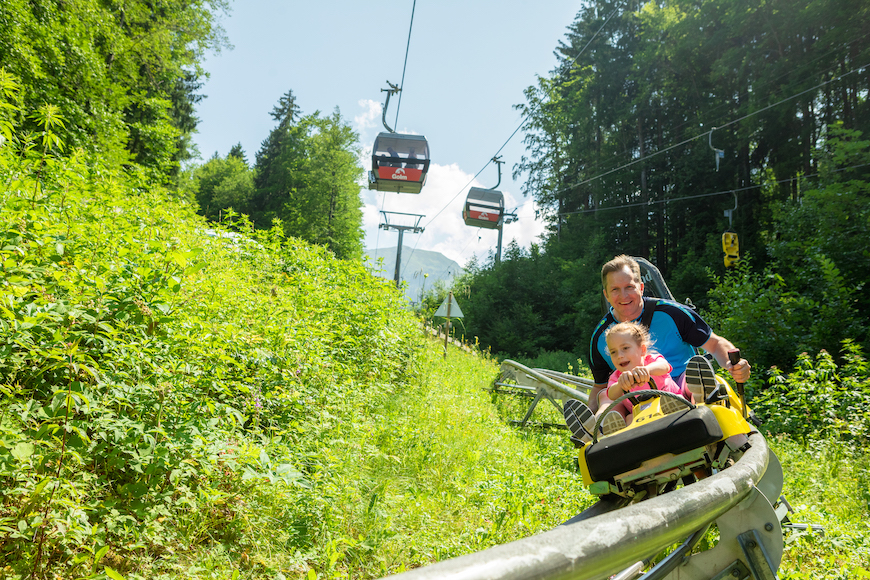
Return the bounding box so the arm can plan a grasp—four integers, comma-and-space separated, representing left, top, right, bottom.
558, 161, 870, 216
402, 7, 619, 278
565, 50, 870, 184
398, 163, 488, 280
432, 231, 480, 283
511, 21, 869, 195
418, 5, 619, 233
549, 60, 869, 198
405, 7, 866, 273
394, 0, 418, 130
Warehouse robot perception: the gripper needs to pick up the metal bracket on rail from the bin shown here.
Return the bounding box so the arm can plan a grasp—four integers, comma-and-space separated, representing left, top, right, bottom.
604, 441, 788, 580
658, 487, 782, 580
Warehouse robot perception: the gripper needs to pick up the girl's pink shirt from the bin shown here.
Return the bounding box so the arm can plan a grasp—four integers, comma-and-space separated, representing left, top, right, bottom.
607, 353, 682, 395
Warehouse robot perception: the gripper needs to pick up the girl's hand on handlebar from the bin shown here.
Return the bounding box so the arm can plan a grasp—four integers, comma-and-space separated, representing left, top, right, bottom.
631, 366, 651, 385
617, 373, 634, 392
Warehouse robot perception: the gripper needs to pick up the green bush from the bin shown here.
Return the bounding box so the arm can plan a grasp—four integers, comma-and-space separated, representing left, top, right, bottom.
751, 341, 870, 443
704, 255, 860, 374
0, 78, 421, 578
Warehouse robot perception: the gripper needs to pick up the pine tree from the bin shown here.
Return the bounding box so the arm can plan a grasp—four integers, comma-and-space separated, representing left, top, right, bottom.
251, 93, 364, 259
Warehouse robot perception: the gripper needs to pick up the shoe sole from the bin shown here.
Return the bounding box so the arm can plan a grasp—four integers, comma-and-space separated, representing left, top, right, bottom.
600, 411, 626, 436
659, 393, 689, 415
564, 399, 595, 443
685, 355, 717, 403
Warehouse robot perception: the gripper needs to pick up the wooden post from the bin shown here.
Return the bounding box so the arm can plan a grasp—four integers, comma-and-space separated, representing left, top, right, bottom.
443, 291, 453, 358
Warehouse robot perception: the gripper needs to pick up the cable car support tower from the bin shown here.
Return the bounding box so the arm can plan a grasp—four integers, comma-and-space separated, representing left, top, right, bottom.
379, 211, 425, 288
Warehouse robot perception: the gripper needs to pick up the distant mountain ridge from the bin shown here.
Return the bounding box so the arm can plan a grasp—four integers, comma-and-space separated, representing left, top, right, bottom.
364, 246, 463, 303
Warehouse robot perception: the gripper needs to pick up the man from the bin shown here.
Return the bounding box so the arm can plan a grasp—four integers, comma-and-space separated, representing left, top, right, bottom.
587, 254, 751, 413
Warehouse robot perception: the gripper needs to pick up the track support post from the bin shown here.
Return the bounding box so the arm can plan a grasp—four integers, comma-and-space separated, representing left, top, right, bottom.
738, 529, 780, 580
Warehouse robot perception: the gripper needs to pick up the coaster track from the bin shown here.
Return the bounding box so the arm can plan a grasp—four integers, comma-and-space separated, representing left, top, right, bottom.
382, 362, 787, 580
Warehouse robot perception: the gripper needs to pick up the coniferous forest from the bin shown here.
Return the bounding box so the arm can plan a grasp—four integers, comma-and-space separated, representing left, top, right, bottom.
440, 0, 870, 375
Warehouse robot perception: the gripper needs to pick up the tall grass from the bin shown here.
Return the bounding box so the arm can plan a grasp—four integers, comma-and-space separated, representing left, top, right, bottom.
769, 437, 870, 578
242, 341, 594, 578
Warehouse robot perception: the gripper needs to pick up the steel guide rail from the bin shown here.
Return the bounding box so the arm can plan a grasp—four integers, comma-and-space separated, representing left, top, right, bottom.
384, 362, 779, 580
493, 361, 594, 427
498, 360, 594, 403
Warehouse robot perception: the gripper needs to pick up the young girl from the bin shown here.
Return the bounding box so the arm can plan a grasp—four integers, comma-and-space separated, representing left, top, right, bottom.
597, 321, 686, 434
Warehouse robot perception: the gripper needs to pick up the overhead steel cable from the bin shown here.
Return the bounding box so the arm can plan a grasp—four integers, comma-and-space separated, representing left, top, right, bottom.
419, 4, 620, 233
519, 31, 870, 198
558, 161, 870, 216
577, 54, 870, 189
393, 0, 417, 130
398, 6, 621, 281
551, 60, 870, 200
398, 165, 488, 282
373, 0, 416, 280
431, 232, 481, 283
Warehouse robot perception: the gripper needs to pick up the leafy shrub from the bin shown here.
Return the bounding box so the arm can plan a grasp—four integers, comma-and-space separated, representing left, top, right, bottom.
705, 256, 861, 373
751, 341, 870, 443
0, 75, 421, 578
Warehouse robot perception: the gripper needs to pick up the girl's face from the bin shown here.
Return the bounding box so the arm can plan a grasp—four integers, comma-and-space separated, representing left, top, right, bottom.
606, 331, 647, 372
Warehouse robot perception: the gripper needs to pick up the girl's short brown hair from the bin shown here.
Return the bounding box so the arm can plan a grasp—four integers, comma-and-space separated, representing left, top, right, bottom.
605, 320, 652, 350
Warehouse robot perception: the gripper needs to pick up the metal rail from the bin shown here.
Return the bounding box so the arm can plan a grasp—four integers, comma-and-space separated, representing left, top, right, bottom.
498, 360, 593, 402
383, 430, 779, 580
492, 360, 593, 427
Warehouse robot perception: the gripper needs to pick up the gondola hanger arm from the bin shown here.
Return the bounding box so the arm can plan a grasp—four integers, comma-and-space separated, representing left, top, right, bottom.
724, 191, 737, 228
708, 127, 725, 171
381, 81, 401, 133
489, 156, 503, 190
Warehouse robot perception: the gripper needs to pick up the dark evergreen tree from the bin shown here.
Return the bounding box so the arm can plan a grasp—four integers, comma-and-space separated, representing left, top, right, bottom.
462, 0, 870, 366
251, 94, 364, 259
228, 143, 248, 165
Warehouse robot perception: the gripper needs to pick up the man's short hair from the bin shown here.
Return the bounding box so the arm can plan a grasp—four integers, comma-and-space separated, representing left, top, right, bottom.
601, 254, 642, 290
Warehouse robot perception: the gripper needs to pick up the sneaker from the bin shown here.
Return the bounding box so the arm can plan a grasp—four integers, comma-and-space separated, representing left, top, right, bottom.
600, 411, 627, 436
685, 355, 717, 403
563, 398, 595, 443
659, 393, 689, 415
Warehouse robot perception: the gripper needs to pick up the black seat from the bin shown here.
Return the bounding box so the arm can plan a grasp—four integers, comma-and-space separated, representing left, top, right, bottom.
585, 406, 723, 482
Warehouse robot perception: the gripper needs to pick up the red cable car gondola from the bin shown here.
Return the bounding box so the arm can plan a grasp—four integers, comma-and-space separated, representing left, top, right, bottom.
369, 132, 430, 194
463, 187, 504, 229
368, 82, 430, 194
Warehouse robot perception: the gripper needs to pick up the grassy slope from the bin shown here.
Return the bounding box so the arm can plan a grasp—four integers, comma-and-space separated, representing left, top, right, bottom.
0, 130, 591, 579
327, 343, 591, 574
0, 139, 423, 578
0, 134, 866, 580
275, 338, 870, 580
770, 436, 870, 578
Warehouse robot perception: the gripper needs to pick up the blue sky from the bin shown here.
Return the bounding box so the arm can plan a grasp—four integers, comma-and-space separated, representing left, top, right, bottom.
193, 1, 581, 268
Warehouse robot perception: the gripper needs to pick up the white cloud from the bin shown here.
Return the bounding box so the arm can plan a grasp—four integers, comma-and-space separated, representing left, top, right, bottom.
362, 162, 546, 268
354, 99, 382, 134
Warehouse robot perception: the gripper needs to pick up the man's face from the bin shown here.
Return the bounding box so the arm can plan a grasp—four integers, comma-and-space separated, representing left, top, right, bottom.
604, 266, 644, 322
